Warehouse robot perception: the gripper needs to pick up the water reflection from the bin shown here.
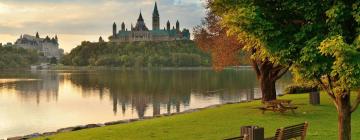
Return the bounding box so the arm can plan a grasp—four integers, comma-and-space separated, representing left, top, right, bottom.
0, 69, 291, 138
67, 69, 263, 118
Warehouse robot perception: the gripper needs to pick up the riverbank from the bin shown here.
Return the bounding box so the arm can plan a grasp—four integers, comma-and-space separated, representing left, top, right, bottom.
32, 93, 360, 140
48, 65, 252, 71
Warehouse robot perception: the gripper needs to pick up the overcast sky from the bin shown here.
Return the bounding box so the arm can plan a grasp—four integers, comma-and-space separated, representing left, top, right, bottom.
0, 0, 206, 52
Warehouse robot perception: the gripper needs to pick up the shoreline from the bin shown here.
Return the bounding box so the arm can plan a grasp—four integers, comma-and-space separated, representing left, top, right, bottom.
6, 100, 255, 140
0, 65, 253, 71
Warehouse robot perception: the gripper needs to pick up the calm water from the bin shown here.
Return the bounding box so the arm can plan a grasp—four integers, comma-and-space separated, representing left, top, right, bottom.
0, 68, 291, 138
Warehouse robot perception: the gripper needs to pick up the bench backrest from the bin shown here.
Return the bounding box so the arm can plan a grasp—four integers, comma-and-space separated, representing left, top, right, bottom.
274, 122, 308, 140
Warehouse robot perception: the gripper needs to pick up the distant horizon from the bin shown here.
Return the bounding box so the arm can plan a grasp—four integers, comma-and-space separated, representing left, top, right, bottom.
0, 0, 206, 52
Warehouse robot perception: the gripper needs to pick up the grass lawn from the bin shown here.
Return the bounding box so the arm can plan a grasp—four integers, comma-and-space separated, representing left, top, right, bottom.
34, 93, 360, 140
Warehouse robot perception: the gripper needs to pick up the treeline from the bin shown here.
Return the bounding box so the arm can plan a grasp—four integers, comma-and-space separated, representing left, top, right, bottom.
0, 45, 39, 68
61, 40, 212, 67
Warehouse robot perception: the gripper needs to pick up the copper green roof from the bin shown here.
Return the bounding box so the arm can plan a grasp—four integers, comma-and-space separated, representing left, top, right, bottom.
150, 30, 169, 36
118, 31, 131, 36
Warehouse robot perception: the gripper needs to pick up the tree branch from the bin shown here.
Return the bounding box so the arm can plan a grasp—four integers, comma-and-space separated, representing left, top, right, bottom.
326, 75, 335, 96
351, 90, 360, 113
317, 78, 336, 102
274, 66, 290, 81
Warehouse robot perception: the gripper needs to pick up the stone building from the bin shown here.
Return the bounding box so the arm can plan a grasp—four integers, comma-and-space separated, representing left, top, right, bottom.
109, 2, 191, 43
14, 32, 64, 59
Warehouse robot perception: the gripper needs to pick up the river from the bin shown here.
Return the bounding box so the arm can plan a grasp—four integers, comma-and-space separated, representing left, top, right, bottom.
0, 68, 291, 138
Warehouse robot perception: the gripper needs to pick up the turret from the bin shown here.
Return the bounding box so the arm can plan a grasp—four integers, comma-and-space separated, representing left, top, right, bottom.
36, 32, 40, 38
138, 11, 144, 22
152, 2, 160, 30
121, 22, 125, 31
167, 20, 170, 31
176, 20, 180, 31
45, 36, 50, 42
113, 22, 117, 38
51, 37, 56, 43
99, 36, 104, 42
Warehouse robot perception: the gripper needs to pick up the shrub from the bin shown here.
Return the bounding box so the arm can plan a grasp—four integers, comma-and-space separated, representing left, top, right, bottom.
284, 83, 319, 94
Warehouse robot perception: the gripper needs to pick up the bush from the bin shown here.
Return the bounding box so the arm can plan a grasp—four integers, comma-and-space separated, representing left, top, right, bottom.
50, 57, 58, 64
284, 83, 319, 94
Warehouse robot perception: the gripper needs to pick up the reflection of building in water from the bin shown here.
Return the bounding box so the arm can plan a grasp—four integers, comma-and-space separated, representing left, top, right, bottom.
67, 69, 283, 118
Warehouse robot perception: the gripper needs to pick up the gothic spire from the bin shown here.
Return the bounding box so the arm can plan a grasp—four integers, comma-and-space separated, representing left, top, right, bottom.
113, 22, 117, 37
153, 2, 159, 17
176, 20, 180, 31
167, 20, 170, 31
121, 22, 125, 31
137, 10, 144, 22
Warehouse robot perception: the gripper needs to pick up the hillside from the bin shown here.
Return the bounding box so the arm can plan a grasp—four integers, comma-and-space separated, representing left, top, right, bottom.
0, 45, 39, 69
61, 40, 211, 67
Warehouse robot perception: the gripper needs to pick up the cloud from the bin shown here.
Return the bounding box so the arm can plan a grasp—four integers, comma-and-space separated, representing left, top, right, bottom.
0, 0, 206, 52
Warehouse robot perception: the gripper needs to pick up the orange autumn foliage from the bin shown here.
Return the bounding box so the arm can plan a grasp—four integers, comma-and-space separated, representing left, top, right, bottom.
193, 11, 243, 71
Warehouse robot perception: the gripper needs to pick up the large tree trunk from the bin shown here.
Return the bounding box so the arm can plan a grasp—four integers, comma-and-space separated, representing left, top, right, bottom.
260, 76, 276, 101
337, 93, 352, 140
252, 59, 288, 102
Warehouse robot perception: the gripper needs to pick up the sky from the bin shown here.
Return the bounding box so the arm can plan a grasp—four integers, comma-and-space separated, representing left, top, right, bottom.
0, 0, 206, 52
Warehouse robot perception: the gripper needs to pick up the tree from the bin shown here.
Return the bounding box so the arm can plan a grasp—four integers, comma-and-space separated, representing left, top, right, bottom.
208, 0, 360, 139
194, 0, 292, 101
290, 1, 360, 140
50, 57, 57, 64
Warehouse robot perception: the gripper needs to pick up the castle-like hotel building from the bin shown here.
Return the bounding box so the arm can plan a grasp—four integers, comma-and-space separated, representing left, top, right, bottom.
109, 2, 190, 42
14, 33, 64, 59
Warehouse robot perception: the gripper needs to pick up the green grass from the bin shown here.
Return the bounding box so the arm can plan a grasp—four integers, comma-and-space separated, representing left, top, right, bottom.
34, 93, 360, 140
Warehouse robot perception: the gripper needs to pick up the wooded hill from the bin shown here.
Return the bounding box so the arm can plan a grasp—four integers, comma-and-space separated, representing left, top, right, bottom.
61, 40, 213, 67
0, 45, 39, 69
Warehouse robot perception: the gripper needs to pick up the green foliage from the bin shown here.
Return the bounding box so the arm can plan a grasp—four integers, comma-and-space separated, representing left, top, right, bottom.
0, 46, 39, 69
212, 0, 360, 92
210, 0, 302, 65
212, 2, 360, 138
61, 41, 211, 67
171, 53, 201, 67
287, 1, 360, 96
50, 57, 58, 64
284, 83, 319, 95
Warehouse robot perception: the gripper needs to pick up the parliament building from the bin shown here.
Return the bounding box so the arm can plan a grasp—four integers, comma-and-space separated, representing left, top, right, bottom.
109, 2, 190, 43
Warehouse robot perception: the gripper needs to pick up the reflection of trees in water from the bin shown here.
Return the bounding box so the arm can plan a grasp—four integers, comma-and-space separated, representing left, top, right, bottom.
0, 69, 292, 118
68, 69, 261, 118
0, 71, 60, 104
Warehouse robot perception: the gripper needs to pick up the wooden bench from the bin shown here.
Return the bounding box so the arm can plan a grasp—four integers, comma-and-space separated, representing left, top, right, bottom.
265, 122, 308, 140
